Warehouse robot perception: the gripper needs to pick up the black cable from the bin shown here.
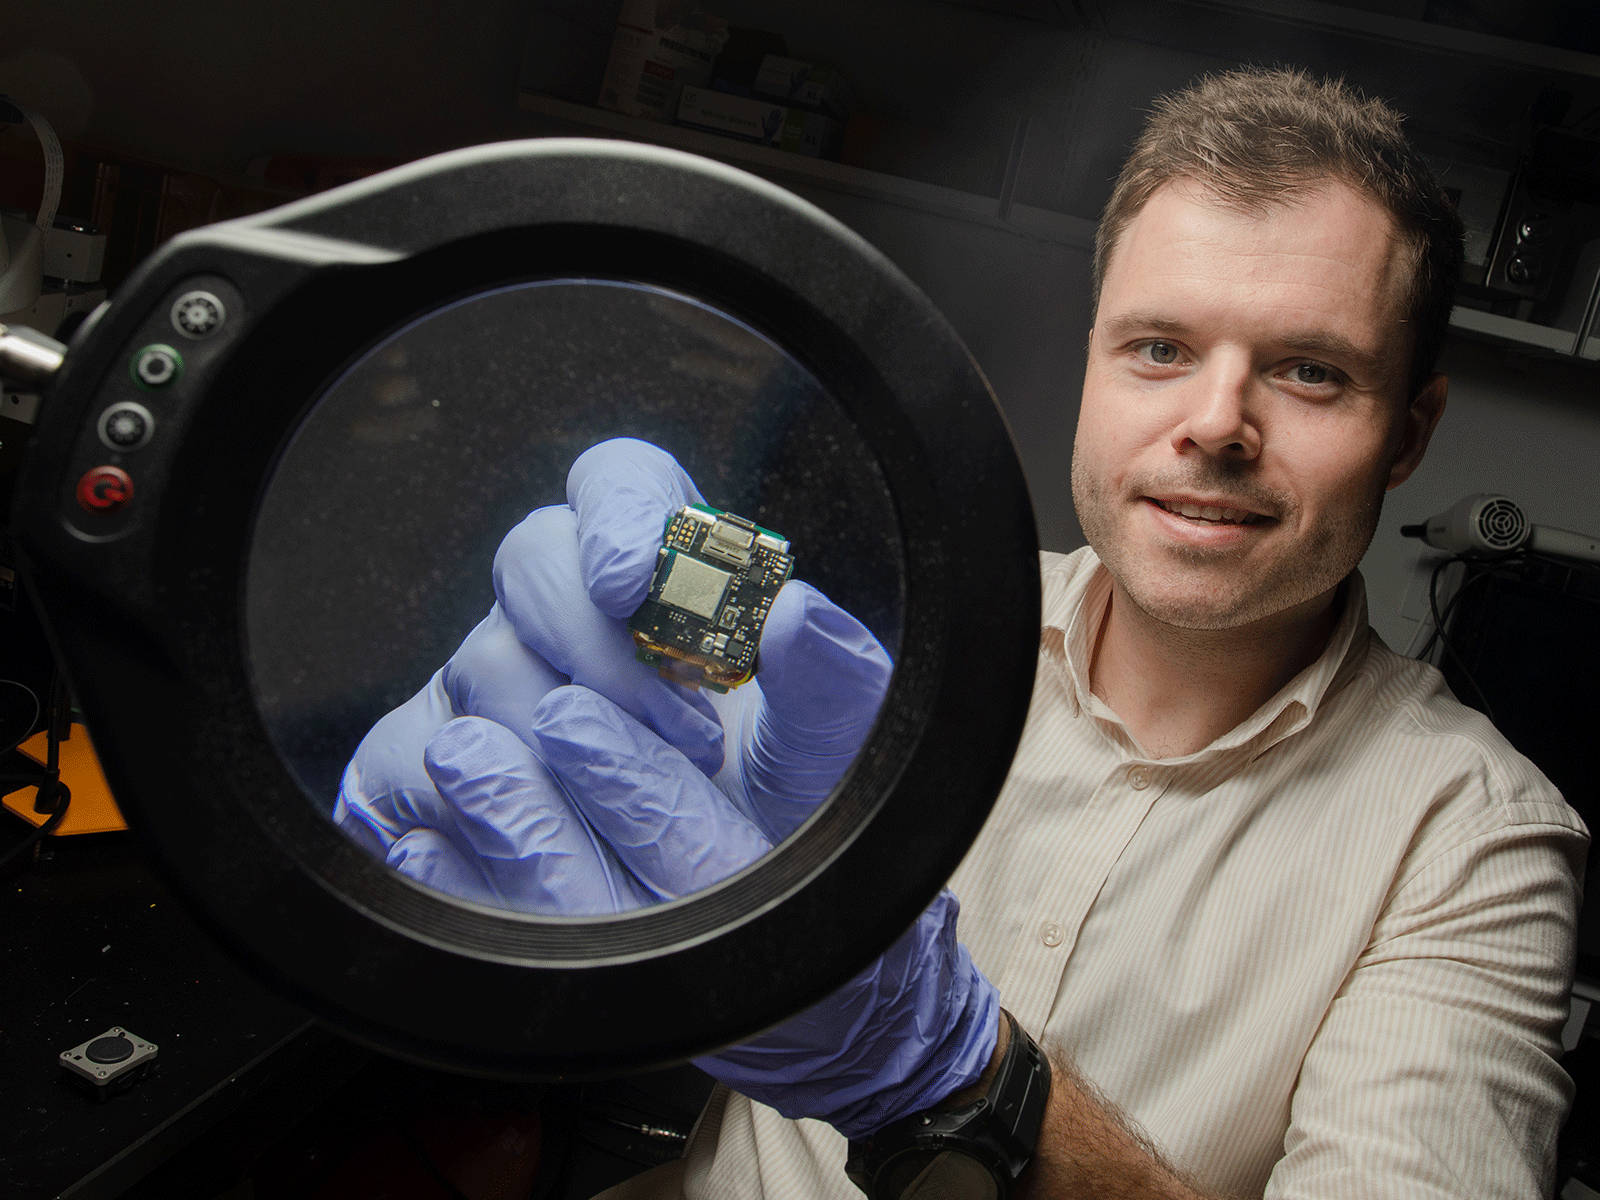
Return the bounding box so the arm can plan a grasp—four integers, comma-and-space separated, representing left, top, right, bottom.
1420, 553, 1516, 725
1414, 555, 1476, 662
1568, 101, 1600, 131
0, 678, 41, 760
1414, 551, 1525, 663
0, 780, 68, 869
396, 1121, 474, 1200
0, 669, 72, 870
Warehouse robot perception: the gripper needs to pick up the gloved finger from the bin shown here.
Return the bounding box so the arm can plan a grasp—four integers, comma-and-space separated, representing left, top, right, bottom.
424, 716, 653, 915
334, 667, 459, 855
386, 826, 500, 907
756, 581, 894, 744
565, 437, 705, 618
531, 686, 772, 902
726, 581, 894, 840
440, 602, 568, 748
337, 595, 570, 854
494, 504, 724, 777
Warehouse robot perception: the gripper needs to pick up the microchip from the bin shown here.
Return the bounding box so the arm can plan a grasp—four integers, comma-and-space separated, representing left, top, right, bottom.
628, 504, 795, 692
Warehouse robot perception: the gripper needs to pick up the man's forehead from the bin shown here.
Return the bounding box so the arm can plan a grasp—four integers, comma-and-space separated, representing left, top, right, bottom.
1125, 176, 1406, 265
1098, 178, 1416, 375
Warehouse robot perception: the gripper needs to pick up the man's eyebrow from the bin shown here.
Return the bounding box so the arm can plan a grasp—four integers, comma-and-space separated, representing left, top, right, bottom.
1274, 331, 1391, 381
1101, 311, 1192, 341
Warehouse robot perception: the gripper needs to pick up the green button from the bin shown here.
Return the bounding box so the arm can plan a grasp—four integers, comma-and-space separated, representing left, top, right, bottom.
131, 344, 183, 389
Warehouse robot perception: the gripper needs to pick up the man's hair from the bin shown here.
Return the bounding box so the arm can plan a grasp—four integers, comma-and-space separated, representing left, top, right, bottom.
1092, 67, 1465, 392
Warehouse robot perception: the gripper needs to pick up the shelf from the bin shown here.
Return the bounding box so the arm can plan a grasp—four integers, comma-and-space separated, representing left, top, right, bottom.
515, 92, 1097, 251
517, 97, 1600, 362
938, 0, 1082, 25
1084, 0, 1600, 80
1448, 306, 1581, 355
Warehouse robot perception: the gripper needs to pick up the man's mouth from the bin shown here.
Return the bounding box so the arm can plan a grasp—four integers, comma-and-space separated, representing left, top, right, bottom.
1151, 499, 1268, 526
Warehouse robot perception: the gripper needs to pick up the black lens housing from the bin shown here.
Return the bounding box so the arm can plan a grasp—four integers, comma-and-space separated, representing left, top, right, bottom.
13, 140, 1039, 1079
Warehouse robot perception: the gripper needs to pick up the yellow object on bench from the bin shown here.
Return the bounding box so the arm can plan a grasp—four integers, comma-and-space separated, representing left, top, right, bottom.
1, 723, 127, 835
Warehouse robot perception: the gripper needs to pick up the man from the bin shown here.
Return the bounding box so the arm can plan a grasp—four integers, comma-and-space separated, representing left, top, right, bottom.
340, 68, 1586, 1197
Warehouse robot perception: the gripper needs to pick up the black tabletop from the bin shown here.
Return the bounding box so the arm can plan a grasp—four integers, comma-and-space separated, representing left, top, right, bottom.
0, 816, 339, 1199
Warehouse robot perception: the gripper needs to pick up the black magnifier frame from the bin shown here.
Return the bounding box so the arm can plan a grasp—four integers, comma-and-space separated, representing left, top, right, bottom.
13, 140, 1039, 1079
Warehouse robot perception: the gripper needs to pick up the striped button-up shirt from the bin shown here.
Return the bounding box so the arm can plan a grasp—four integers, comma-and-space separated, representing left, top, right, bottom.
607, 547, 1587, 1200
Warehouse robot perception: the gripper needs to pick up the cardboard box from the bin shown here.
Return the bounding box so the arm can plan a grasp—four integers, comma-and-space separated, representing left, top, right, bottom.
676, 87, 841, 158
753, 55, 856, 122
597, 1, 729, 122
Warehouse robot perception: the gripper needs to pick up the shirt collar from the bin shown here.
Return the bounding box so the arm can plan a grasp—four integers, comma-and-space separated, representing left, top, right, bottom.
1040, 548, 1370, 761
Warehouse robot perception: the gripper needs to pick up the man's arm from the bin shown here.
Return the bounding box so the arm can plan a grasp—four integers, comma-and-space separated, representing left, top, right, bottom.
939, 1016, 1212, 1200
1263, 819, 1581, 1200
1019, 1053, 1213, 1200
1000, 816, 1582, 1200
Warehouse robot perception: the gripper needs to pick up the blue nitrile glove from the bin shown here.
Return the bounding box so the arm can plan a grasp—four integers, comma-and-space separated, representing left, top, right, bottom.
550, 437, 895, 842
415, 679, 1000, 1135
335, 438, 893, 899
694, 889, 1002, 1138
401, 687, 772, 913
335, 434, 994, 1130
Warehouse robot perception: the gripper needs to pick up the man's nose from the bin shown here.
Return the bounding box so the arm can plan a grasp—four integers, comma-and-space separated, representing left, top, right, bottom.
1169, 356, 1262, 459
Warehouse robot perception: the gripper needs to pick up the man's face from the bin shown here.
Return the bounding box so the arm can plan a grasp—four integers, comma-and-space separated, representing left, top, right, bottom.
1072, 179, 1444, 631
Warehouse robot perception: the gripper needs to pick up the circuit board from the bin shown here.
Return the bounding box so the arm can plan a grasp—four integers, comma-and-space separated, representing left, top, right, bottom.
627, 504, 795, 692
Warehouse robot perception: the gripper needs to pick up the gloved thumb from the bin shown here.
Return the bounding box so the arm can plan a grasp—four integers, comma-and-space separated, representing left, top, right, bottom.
423, 715, 651, 915
731, 581, 893, 840
566, 438, 705, 618
531, 686, 773, 901
756, 582, 893, 743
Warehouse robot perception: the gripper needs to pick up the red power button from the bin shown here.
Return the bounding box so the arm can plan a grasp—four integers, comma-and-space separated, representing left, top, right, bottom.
77, 466, 134, 513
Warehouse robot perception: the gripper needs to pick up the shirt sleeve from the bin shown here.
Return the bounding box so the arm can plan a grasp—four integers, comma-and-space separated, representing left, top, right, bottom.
1264, 788, 1586, 1200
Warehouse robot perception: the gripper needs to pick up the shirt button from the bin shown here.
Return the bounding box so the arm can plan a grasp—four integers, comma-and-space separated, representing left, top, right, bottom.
1040, 922, 1064, 947
1127, 765, 1151, 790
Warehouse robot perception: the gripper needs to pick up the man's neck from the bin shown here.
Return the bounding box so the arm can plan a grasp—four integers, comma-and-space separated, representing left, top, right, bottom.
1088, 580, 1343, 760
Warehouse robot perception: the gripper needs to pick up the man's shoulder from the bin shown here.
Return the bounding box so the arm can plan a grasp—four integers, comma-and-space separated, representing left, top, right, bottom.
1339, 632, 1585, 841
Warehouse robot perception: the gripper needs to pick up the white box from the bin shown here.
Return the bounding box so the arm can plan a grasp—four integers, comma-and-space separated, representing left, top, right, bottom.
44, 221, 107, 284
676, 87, 841, 158
754, 55, 855, 121
597, 0, 728, 122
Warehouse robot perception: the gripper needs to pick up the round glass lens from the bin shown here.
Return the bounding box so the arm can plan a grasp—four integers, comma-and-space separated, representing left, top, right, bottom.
244, 278, 903, 915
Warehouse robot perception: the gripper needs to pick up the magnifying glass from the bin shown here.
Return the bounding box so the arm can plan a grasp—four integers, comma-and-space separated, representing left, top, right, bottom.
1, 139, 1038, 1079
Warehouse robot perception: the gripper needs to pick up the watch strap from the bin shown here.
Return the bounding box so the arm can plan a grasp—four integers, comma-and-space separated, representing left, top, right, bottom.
845, 1010, 1052, 1200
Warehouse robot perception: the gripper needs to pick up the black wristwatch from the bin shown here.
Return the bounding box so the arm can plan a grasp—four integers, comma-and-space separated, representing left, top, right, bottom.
845, 1011, 1052, 1200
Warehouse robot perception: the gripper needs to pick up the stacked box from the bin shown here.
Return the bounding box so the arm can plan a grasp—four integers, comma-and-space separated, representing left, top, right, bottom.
676, 87, 842, 158
753, 55, 856, 122
597, 1, 729, 122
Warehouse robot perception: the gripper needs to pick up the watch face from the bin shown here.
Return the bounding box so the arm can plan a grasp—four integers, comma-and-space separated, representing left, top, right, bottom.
880, 1149, 1001, 1200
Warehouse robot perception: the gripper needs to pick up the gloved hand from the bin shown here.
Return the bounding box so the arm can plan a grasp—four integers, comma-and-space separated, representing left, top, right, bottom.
334, 437, 893, 904
335, 435, 996, 1133
695, 888, 1001, 1137
409, 678, 1000, 1136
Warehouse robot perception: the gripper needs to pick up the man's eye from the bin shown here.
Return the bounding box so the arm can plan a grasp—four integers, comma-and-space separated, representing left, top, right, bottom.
1142, 341, 1180, 365
1291, 362, 1333, 385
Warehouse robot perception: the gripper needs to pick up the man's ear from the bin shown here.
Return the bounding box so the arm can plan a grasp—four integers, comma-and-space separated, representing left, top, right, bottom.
1386, 372, 1448, 491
